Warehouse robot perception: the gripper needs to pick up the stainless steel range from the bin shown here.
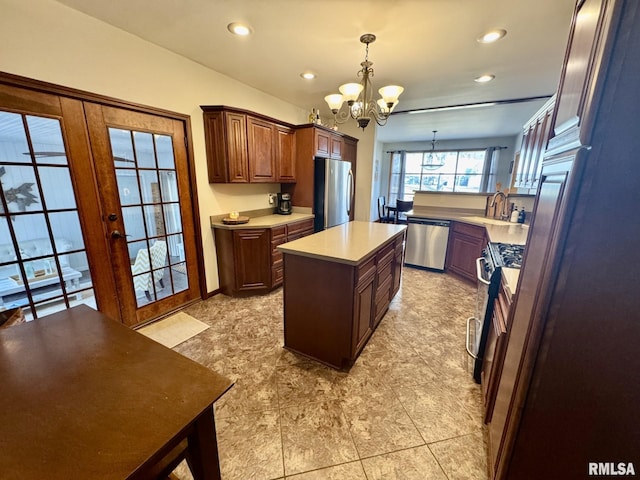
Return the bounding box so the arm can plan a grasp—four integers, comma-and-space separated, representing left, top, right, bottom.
466, 242, 524, 383
488, 242, 525, 269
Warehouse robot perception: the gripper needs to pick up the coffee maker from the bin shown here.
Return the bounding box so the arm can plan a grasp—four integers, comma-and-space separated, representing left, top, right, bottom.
276, 193, 292, 215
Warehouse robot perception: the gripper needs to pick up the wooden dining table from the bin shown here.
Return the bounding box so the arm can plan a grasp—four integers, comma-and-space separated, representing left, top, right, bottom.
0, 304, 233, 480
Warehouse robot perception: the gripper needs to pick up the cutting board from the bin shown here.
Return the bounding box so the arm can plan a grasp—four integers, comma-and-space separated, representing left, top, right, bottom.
222, 216, 250, 225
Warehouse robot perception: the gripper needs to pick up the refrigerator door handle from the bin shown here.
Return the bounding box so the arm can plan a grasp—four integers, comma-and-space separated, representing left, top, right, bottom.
347, 169, 354, 217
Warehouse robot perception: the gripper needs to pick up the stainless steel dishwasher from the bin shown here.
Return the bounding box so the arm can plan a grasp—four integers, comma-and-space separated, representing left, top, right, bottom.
404, 218, 450, 271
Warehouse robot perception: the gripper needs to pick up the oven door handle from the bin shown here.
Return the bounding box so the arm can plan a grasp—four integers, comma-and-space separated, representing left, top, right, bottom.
476, 257, 491, 285
465, 316, 478, 359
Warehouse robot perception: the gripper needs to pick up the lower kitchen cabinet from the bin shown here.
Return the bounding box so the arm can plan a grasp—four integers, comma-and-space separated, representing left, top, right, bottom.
353, 258, 376, 356
215, 229, 271, 295
373, 242, 395, 328
482, 275, 512, 423
446, 221, 486, 283
271, 218, 314, 288
214, 217, 314, 296
392, 233, 405, 296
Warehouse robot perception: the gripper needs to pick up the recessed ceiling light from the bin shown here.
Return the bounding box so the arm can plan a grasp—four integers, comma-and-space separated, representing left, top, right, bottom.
300, 72, 316, 80
477, 29, 507, 44
227, 22, 253, 36
475, 74, 495, 83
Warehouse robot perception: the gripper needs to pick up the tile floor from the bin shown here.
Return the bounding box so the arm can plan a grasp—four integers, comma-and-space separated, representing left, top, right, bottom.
172, 267, 489, 480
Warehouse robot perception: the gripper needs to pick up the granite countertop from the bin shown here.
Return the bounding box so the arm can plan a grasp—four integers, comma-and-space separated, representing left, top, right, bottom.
210, 212, 314, 230
407, 206, 530, 296
277, 221, 406, 266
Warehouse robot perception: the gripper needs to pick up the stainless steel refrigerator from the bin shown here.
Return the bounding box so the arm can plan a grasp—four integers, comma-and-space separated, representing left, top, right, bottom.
313, 157, 354, 231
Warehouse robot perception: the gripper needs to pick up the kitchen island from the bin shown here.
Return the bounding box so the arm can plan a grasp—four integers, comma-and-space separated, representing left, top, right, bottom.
278, 221, 406, 369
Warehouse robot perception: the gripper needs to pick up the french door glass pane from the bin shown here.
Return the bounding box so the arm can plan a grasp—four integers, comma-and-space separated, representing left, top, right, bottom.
109, 128, 188, 308
27, 116, 68, 166
133, 132, 156, 168
0, 111, 95, 320
155, 135, 175, 169
0, 112, 30, 164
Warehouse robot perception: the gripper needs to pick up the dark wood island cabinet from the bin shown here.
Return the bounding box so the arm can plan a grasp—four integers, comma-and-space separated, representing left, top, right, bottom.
278, 222, 406, 369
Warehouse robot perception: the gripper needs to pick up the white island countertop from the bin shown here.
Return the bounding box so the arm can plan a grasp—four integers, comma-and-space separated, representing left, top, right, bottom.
278, 221, 406, 265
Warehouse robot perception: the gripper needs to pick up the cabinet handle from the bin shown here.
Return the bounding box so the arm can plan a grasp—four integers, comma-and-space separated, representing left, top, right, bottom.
465, 316, 478, 359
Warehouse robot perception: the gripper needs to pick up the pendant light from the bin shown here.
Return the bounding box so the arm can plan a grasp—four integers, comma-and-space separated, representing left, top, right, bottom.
422, 131, 445, 169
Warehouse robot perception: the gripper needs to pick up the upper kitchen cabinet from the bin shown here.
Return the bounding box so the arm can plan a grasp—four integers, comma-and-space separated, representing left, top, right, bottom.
276, 124, 296, 182
201, 106, 296, 183
547, 0, 615, 155
203, 109, 248, 183
282, 125, 358, 209
511, 96, 555, 194
314, 127, 343, 159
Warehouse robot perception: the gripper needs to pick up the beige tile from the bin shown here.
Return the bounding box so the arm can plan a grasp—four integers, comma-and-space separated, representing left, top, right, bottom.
361, 445, 447, 480
216, 410, 284, 480
286, 461, 367, 480
395, 377, 482, 444
172, 268, 487, 479
358, 341, 437, 389
429, 430, 489, 480
340, 388, 424, 458
280, 400, 358, 476
214, 368, 279, 418
276, 360, 342, 407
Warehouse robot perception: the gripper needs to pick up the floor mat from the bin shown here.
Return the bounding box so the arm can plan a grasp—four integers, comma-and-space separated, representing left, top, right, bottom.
137, 311, 209, 348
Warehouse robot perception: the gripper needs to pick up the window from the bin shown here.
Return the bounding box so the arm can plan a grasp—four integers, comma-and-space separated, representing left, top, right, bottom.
389, 149, 489, 202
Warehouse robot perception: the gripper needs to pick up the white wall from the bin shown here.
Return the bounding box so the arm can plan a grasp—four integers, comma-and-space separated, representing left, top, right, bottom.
0, 0, 312, 292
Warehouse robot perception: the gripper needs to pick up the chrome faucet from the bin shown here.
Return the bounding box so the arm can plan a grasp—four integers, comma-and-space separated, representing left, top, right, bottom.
488, 191, 511, 220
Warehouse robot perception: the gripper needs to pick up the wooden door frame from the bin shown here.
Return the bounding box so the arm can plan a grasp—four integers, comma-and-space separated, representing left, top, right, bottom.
0, 71, 207, 317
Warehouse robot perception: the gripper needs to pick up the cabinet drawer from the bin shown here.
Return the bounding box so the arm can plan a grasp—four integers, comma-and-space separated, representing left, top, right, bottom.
357, 256, 376, 285
374, 276, 393, 323
287, 218, 314, 236
452, 221, 486, 238
272, 264, 283, 286
377, 261, 393, 286
376, 242, 395, 267
394, 234, 404, 249
271, 225, 286, 240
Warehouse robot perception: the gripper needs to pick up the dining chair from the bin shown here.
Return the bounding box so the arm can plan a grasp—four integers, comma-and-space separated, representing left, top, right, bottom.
131, 240, 167, 301
377, 196, 395, 223
394, 199, 414, 224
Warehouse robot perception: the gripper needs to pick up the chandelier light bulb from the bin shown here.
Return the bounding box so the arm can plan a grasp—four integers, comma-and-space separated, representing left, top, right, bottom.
324, 94, 344, 112
379, 85, 404, 106
377, 98, 398, 114
339, 83, 364, 103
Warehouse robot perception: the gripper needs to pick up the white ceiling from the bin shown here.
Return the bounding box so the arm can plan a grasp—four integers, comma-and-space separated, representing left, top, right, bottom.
54, 0, 576, 143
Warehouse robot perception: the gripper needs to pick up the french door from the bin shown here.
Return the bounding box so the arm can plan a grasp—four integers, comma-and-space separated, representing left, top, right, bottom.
0, 77, 202, 326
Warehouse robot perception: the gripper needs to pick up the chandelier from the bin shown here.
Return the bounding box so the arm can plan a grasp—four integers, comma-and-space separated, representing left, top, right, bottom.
422, 130, 445, 169
324, 34, 404, 130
